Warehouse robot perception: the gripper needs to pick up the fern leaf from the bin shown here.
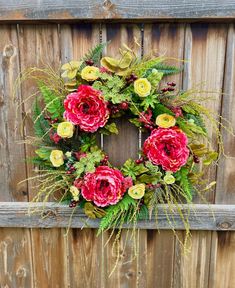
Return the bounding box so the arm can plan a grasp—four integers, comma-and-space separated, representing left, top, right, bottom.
33, 99, 51, 140
81, 42, 108, 68
38, 82, 64, 119
97, 195, 136, 234
144, 63, 182, 77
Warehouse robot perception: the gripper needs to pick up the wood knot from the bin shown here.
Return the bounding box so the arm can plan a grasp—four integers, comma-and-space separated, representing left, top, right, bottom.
16, 267, 27, 278
125, 269, 134, 279
103, 0, 113, 9
217, 221, 232, 230
3, 44, 15, 58
42, 209, 57, 218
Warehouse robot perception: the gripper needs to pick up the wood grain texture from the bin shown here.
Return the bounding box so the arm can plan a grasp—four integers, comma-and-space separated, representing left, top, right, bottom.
0, 24, 33, 288
0, 202, 234, 230
183, 23, 227, 203
17, 24, 69, 288
60, 23, 104, 288
216, 23, 235, 204
0, 1, 235, 21
144, 23, 185, 288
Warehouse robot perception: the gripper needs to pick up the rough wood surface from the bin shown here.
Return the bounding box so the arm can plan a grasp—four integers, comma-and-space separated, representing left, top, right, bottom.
0, 1, 235, 21
0, 202, 234, 230
0, 24, 33, 287
17, 24, 69, 288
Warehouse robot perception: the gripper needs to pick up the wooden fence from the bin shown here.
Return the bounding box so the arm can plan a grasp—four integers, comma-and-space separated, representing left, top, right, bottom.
0, 1, 235, 287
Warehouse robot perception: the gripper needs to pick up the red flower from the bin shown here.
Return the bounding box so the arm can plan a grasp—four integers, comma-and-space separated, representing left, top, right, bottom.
49, 132, 61, 144
143, 127, 189, 172
64, 85, 109, 132
81, 166, 131, 207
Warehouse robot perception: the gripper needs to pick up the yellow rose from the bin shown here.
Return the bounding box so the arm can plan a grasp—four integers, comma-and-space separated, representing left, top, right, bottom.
57, 122, 74, 138
134, 78, 151, 97
70, 185, 80, 201
128, 184, 145, 199
49, 150, 64, 167
155, 114, 176, 128
81, 66, 99, 81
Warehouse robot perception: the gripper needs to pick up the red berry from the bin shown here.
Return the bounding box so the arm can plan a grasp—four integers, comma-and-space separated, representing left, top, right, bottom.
85, 59, 94, 66
44, 116, 51, 121
193, 155, 200, 163
119, 102, 129, 110
144, 124, 154, 131
135, 157, 144, 164
66, 171, 72, 175
161, 87, 168, 93
167, 81, 176, 87
167, 87, 175, 91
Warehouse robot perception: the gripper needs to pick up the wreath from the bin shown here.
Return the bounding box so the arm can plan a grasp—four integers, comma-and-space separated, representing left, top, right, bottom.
20, 42, 227, 245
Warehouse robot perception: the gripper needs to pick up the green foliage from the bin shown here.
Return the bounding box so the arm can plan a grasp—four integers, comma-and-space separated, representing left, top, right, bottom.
33, 99, 51, 141
80, 42, 108, 68
78, 134, 97, 152
177, 118, 207, 137
141, 94, 159, 110
35, 147, 51, 160
74, 148, 104, 177
174, 167, 193, 201
121, 159, 148, 180
129, 118, 142, 128
137, 161, 162, 184
38, 82, 64, 119
153, 103, 174, 118
93, 73, 129, 104
143, 63, 182, 77
100, 123, 119, 135
185, 113, 207, 133
98, 194, 137, 234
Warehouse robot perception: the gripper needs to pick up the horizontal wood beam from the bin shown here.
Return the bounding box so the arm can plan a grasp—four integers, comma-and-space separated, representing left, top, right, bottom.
0, 202, 235, 230
0, 1, 234, 21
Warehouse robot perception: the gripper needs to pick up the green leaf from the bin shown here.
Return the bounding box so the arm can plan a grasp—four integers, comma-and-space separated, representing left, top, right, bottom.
35, 148, 51, 160
153, 103, 174, 118
143, 63, 183, 77
104, 123, 119, 134
38, 82, 64, 119
138, 173, 162, 184
121, 159, 148, 180
174, 167, 193, 201
141, 94, 159, 110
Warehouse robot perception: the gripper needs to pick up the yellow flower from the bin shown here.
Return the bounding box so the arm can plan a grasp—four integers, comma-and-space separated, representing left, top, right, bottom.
57, 122, 74, 138
128, 184, 145, 199
70, 185, 80, 201
81, 66, 99, 81
163, 172, 175, 184
134, 78, 151, 97
49, 150, 64, 167
61, 61, 81, 79
155, 114, 176, 128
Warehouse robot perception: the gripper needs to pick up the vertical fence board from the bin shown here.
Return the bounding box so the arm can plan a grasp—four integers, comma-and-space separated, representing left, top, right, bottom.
209, 23, 235, 288
17, 24, 69, 288
101, 23, 147, 288
173, 23, 227, 288
0, 24, 33, 288
60, 23, 105, 288
144, 23, 185, 288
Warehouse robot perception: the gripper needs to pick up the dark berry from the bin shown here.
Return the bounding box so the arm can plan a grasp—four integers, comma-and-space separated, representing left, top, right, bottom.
167, 81, 176, 87
167, 87, 175, 91
135, 157, 144, 164
144, 124, 154, 131
161, 87, 168, 93
85, 59, 94, 66
193, 155, 200, 163
119, 102, 129, 110
44, 116, 51, 121
66, 171, 72, 175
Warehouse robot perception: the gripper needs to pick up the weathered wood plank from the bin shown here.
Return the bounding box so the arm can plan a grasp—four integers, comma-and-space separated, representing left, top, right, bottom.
60, 23, 104, 288
0, 24, 33, 288
144, 22, 185, 288
183, 23, 227, 203
0, 202, 234, 230
0, 1, 235, 21
17, 24, 69, 288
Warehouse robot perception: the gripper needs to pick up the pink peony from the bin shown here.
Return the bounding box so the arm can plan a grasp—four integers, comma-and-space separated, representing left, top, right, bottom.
64, 85, 109, 132
143, 127, 189, 172
81, 166, 131, 207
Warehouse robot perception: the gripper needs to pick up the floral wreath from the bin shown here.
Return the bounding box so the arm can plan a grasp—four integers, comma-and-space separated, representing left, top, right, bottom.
21, 42, 226, 241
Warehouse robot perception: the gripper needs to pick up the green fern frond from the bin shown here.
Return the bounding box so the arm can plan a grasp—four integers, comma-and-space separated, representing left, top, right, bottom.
81, 42, 109, 68
38, 82, 64, 119
150, 63, 183, 76
33, 99, 51, 141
